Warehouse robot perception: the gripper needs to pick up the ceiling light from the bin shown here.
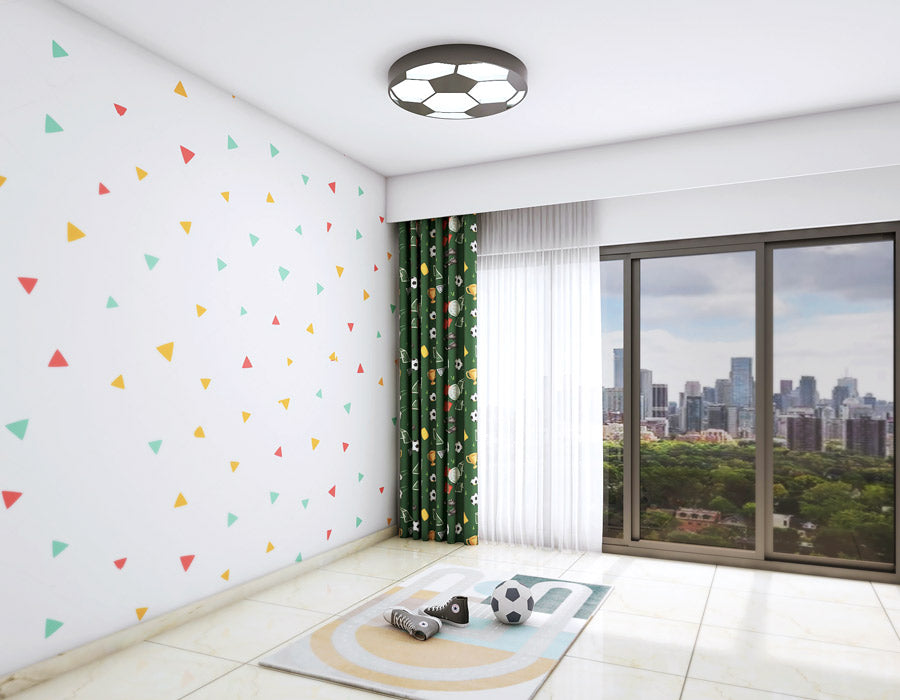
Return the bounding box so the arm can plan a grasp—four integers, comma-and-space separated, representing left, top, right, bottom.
388, 44, 527, 120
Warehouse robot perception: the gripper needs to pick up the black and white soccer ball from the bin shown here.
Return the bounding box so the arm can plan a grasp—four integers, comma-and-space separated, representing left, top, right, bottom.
490, 579, 534, 625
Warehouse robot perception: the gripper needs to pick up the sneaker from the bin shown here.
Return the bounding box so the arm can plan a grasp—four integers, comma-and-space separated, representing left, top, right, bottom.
419, 595, 469, 626
383, 607, 442, 640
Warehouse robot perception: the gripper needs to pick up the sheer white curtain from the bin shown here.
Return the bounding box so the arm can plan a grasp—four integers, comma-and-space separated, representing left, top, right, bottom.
478, 202, 603, 551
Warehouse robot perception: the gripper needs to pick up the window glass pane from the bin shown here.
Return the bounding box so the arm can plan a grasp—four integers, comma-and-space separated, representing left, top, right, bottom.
602, 259, 624, 539
772, 241, 894, 563
639, 251, 756, 550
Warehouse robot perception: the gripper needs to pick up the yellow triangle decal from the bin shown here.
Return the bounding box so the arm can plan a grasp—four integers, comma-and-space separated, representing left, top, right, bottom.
266, 192, 274, 203
220, 569, 230, 581
279, 398, 290, 410
67, 222, 86, 242
174, 80, 187, 97
286, 357, 293, 366
241, 411, 251, 423
311, 437, 320, 450
200, 377, 211, 389
378, 377, 384, 386
157, 342, 174, 361
196, 304, 206, 317
194, 426, 205, 438
221, 191, 230, 201
0, 175, 6, 188
464, 430, 468, 441
464, 347, 468, 356
335, 265, 344, 277
136, 166, 148, 180
180, 221, 192, 234
266, 541, 275, 553
135, 607, 148, 621
174, 492, 187, 508
463, 513, 469, 524
230, 460, 239, 472
306, 323, 314, 334
363, 289, 370, 300
329, 352, 337, 362
111, 374, 125, 389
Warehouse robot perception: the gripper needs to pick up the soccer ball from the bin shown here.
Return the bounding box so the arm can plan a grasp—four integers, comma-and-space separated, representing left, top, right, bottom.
491, 580, 534, 625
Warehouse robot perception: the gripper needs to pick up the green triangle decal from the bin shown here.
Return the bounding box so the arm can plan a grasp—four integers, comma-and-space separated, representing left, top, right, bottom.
106, 296, 119, 308
344, 403, 351, 414
356, 516, 363, 527
270, 143, 279, 157
249, 233, 259, 246
301, 174, 309, 185
316, 283, 324, 295
44, 114, 63, 133
144, 254, 159, 270
315, 389, 323, 398
390, 304, 396, 314
51, 540, 68, 557
240, 306, 248, 316
278, 266, 290, 281
227, 512, 238, 527
357, 472, 364, 482
376, 331, 382, 339
295, 551, 303, 562
51, 40, 68, 58
217, 258, 227, 271
358, 186, 364, 196
148, 440, 162, 454
270, 491, 279, 504
45, 619, 63, 638
392, 416, 397, 426
294, 224, 303, 235
355, 230, 362, 240
5, 419, 28, 440
301, 498, 309, 509
227, 135, 238, 150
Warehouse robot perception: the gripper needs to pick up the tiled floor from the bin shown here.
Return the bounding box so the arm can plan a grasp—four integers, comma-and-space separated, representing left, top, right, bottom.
11, 538, 900, 699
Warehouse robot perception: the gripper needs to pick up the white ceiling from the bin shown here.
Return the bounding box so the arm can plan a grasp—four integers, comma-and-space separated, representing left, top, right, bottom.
59, 0, 900, 178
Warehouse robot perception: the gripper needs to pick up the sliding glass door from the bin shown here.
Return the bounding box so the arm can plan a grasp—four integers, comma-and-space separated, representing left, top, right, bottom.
603, 224, 898, 579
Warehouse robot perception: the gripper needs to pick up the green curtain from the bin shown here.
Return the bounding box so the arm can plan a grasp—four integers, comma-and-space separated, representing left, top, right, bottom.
397, 215, 478, 544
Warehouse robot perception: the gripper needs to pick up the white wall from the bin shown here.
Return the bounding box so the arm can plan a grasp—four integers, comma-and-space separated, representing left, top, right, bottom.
0, 0, 396, 676
386, 102, 900, 238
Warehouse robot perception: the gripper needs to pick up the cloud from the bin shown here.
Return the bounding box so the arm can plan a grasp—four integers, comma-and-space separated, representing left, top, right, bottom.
774, 241, 892, 301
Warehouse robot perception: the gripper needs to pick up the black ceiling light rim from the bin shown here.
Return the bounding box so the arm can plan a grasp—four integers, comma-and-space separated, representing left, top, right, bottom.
388, 44, 528, 88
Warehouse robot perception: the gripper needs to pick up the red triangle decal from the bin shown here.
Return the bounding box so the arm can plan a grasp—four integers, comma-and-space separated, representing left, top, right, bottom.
328, 181, 336, 193
180, 554, 195, 571
326, 529, 332, 540
387, 518, 392, 525
342, 442, 349, 452
180, 145, 195, 164
379, 216, 385, 223
347, 322, 354, 332
357, 363, 364, 374
242, 356, 253, 368
2, 491, 22, 509
328, 485, 336, 497
98, 182, 110, 195
114, 558, 127, 570
114, 103, 127, 116
274, 446, 283, 457
374, 264, 379, 272
326, 222, 332, 232
379, 486, 385, 493
48, 350, 68, 367
272, 315, 280, 325
18, 277, 37, 294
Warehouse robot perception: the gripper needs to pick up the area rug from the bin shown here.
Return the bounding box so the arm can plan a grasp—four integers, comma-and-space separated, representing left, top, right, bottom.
260, 563, 612, 699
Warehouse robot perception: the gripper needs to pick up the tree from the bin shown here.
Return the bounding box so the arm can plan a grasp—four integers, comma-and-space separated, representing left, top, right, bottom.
773, 527, 800, 553
799, 482, 856, 525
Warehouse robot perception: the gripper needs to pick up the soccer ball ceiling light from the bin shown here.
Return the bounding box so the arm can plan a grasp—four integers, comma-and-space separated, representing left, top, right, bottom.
389, 44, 527, 120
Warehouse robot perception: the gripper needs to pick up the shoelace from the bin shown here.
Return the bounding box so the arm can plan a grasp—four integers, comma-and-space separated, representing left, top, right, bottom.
393, 610, 418, 635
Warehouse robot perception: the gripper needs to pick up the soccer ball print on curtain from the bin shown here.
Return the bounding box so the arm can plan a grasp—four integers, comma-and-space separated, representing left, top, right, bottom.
397, 215, 478, 544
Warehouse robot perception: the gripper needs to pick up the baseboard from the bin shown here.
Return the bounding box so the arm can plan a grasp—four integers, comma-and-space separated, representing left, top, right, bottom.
0, 526, 395, 698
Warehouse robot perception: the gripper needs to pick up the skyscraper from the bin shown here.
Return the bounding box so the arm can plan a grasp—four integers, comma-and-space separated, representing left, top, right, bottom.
640, 369, 653, 418
730, 357, 753, 408
613, 348, 624, 388
786, 415, 822, 452
799, 375, 817, 408
685, 395, 703, 432
832, 384, 850, 417
684, 380, 701, 397
651, 384, 668, 418
715, 378, 732, 405
846, 417, 886, 457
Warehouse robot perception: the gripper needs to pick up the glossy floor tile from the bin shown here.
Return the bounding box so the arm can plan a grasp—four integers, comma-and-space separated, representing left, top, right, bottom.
12, 538, 900, 700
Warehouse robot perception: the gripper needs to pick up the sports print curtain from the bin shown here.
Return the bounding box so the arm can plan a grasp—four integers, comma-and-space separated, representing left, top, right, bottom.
397, 215, 478, 544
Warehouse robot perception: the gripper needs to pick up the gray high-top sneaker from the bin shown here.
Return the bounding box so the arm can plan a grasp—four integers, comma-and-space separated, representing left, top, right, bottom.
383, 607, 442, 640
419, 595, 469, 626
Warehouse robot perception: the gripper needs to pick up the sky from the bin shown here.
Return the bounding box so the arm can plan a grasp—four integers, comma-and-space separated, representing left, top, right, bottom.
601, 241, 894, 402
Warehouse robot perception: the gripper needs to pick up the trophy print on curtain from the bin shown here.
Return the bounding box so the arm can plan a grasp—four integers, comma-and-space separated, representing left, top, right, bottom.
397, 214, 478, 544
